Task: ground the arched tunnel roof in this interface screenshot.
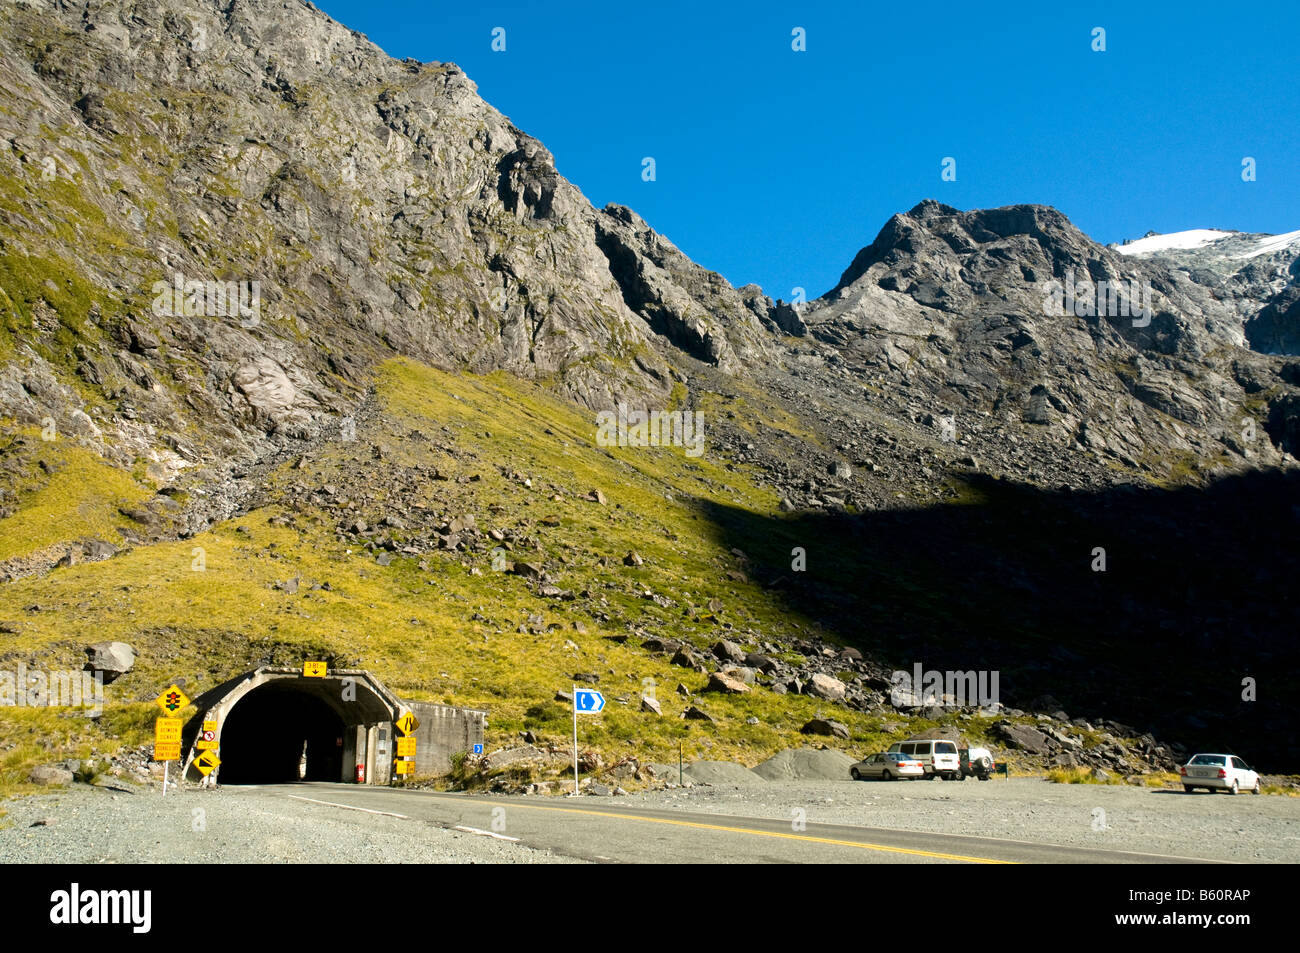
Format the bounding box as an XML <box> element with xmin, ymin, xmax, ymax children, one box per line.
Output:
<box><xmin>183</xmin><ymin>666</ymin><xmax>406</xmax><ymax>742</ymax></box>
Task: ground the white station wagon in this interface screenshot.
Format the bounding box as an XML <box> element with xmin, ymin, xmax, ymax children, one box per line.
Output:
<box><xmin>1180</xmin><ymin>753</ymin><xmax>1261</xmax><ymax>795</ymax></box>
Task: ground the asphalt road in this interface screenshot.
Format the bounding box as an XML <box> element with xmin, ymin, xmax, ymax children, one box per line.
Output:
<box><xmin>254</xmin><ymin>782</ymin><xmax>1227</xmax><ymax>864</ymax></box>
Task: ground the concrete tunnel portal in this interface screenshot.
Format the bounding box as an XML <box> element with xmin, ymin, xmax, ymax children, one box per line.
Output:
<box><xmin>180</xmin><ymin>666</ymin><xmax>488</xmax><ymax>786</ymax></box>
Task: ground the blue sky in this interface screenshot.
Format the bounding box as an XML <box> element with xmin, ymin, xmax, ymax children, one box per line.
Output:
<box><xmin>315</xmin><ymin>0</ymin><xmax>1300</xmax><ymax>300</ymax></box>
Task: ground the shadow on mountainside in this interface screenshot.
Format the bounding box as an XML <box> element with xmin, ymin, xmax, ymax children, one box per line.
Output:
<box><xmin>695</xmin><ymin>469</ymin><xmax>1300</xmax><ymax>771</ymax></box>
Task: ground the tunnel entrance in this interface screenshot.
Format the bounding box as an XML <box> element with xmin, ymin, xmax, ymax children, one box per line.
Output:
<box><xmin>218</xmin><ymin>682</ymin><xmax>347</xmax><ymax>784</ymax></box>
<box><xmin>180</xmin><ymin>666</ymin><xmax>485</xmax><ymax>786</ymax></box>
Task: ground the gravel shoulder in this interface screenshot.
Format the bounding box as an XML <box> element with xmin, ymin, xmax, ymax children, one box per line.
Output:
<box><xmin>621</xmin><ymin>777</ymin><xmax>1300</xmax><ymax>863</ymax></box>
<box><xmin>0</xmin><ymin>783</ymin><xmax>582</xmax><ymax>864</ymax></box>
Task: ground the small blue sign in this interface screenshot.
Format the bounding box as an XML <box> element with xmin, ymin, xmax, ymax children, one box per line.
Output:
<box><xmin>472</xmin><ymin>743</ymin><xmax>483</xmax><ymax>754</ymax></box>
<box><xmin>574</xmin><ymin>689</ymin><xmax>606</xmax><ymax>713</ymax></box>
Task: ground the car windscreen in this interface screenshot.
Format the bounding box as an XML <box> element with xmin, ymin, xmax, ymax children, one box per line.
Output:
<box><xmin>935</xmin><ymin>742</ymin><xmax>957</xmax><ymax>754</ymax></box>
<box><xmin>1189</xmin><ymin>755</ymin><xmax>1225</xmax><ymax>765</ymax></box>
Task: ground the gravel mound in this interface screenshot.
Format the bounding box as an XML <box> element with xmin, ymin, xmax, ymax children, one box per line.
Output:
<box><xmin>680</xmin><ymin>761</ymin><xmax>766</xmax><ymax>786</ymax></box>
<box><xmin>753</xmin><ymin>747</ymin><xmax>856</xmax><ymax>782</ymax></box>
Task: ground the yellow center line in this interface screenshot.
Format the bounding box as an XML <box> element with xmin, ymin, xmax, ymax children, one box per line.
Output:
<box><xmin>496</xmin><ymin>800</ymin><xmax>1014</xmax><ymax>864</ymax></box>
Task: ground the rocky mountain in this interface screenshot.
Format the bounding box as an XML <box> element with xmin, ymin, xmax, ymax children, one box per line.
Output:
<box><xmin>1</xmin><ymin>0</ymin><xmax>1298</xmax><ymax>777</ymax></box>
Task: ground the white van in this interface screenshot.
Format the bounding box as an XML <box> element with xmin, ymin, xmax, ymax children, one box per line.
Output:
<box><xmin>887</xmin><ymin>739</ymin><xmax>961</xmax><ymax>779</ymax></box>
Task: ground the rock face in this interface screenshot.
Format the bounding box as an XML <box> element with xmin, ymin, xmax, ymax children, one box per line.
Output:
<box><xmin>799</xmin><ymin>200</ymin><xmax>1299</xmax><ymax>479</ymax></box>
<box><xmin>0</xmin><ymin>0</ymin><xmax>774</xmax><ymax>477</ymax></box>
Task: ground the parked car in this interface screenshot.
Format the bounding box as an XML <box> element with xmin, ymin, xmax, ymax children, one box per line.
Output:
<box><xmin>887</xmin><ymin>739</ymin><xmax>961</xmax><ymax>779</ymax></box>
<box><xmin>958</xmin><ymin>746</ymin><xmax>994</xmax><ymax>780</ymax></box>
<box><xmin>1180</xmin><ymin>753</ymin><xmax>1260</xmax><ymax>794</ymax></box>
<box><xmin>851</xmin><ymin>751</ymin><xmax>924</xmax><ymax>781</ymax></box>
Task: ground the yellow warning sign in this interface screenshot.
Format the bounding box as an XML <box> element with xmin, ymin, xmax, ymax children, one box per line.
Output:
<box><xmin>394</xmin><ymin>759</ymin><xmax>414</xmax><ymax>775</ymax></box>
<box><xmin>196</xmin><ymin>720</ymin><xmax>218</xmax><ymax>751</ymax></box>
<box><xmin>154</xmin><ymin>684</ymin><xmax>190</xmax><ymax>715</ymax></box>
<box><xmin>195</xmin><ymin>750</ymin><xmax>221</xmax><ymax>776</ymax></box>
<box><xmin>303</xmin><ymin>661</ymin><xmax>328</xmax><ymax>678</ymax></box>
<box><xmin>395</xmin><ymin>736</ymin><xmax>417</xmax><ymax>757</ymax></box>
<box><xmin>154</xmin><ymin>718</ymin><xmax>182</xmax><ymax>761</ymax></box>
<box><xmin>395</xmin><ymin>711</ymin><xmax>419</xmax><ymax>735</ymax></box>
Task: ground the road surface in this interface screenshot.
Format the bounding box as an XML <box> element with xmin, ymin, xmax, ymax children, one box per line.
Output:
<box><xmin>257</xmin><ymin>782</ymin><xmax>1226</xmax><ymax>863</ymax></box>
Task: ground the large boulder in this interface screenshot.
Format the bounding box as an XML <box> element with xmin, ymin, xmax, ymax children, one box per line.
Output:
<box><xmin>83</xmin><ymin>641</ymin><xmax>136</xmax><ymax>683</ymax></box>
<box><xmin>705</xmin><ymin>672</ymin><xmax>749</xmax><ymax>694</ymax></box>
<box><xmin>800</xmin><ymin>718</ymin><xmax>850</xmax><ymax>739</ymax></box>
<box><xmin>711</xmin><ymin>640</ymin><xmax>746</xmax><ymax>663</ymax></box>
<box><xmin>29</xmin><ymin>764</ymin><xmax>74</xmax><ymax>786</ymax></box>
<box><xmin>995</xmin><ymin>722</ymin><xmax>1050</xmax><ymax>755</ymax></box>
<box><xmin>806</xmin><ymin>672</ymin><xmax>847</xmax><ymax>702</ymax></box>
<box><xmin>671</xmin><ymin>647</ymin><xmax>701</xmax><ymax>670</ymax></box>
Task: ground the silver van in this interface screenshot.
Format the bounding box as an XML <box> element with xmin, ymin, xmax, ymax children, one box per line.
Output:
<box><xmin>887</xmin><ymin>739</ymin><xmax>961</xmax><ymax>779</ymax></box>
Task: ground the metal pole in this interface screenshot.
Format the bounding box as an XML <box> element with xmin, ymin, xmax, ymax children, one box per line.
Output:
<box><xmin>678</xmin><ymin>740</ymin><xmax>682</xmax><ymax>786</ymax></box>
<box><xmin>163</xmin><ymin>761</ymin><xmax>168</xmax><ymax>797</ymax></box>
<box><xmin>572</xmin><ymin>683</ymin><xmax>579</xmax><ymax>796</ymax></box>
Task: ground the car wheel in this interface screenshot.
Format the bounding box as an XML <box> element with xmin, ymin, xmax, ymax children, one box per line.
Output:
<box><xmin>1229</xmin><ymin>779</ymin><xmax>1239</xmax><ymax>795</ymax></box>
<box><xmin>1183</xmin><ymin>785</ymin><xmax>1194</xmax><ymax>792</ymax></box>
<box><xmin>882</xmin><ymin>769</ymin><xmax>892</xmax><ymax>781</ymax></box>
<box><xmin>1252</xmin><ymin>779</ymin><xmax>1261</xmax><ymax>795</ymax></box>
<box><xmin>851</xmin><ymin>768</ymin><xmax>861</xmax><ymax>781</ymax></box>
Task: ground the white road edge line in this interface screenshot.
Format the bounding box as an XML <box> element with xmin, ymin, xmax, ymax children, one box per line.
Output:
<box><xmin>286</xmin><ymin>794</ymin><xmax>409</xmax><ymax>819</ymax></box>
<box><xmin>454</xmin><ymin>825</ymin><xmax>521</xmax><ymax>842</ymax></box>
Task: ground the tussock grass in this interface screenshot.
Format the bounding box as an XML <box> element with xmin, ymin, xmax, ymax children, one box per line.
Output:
<box><xmin>1045</xmin><ymin>766</ymin><xmax>1123</xmax><ymax>785</ymax></box>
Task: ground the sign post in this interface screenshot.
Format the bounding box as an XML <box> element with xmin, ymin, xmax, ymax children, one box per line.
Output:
<box><xmin>393</xmin><ymin>710</ymin><xmax>419</xmax><ymax>782</ymax></box>
<box><xmin>152</xmin><ymin>685</ymin><xmax>190</xmax><ymax>796</ymax></box>
<box><xmin>570</xmin><ymin>686</ymin><xmax>605</xmax><ymax>796</ymax></box>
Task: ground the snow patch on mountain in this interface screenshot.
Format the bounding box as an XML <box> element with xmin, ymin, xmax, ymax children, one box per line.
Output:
<box><xmin>1113</xmin><ymin>230</ymin><xmax>1235</xmax><ymax>255</ymax></box>
<box><xmin>1235</xmin><ymin>228</ymin><xmax>1300</xmax><ymax>259</ymax></box>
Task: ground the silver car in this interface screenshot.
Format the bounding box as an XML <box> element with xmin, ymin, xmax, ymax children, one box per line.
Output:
<box><xmin>1180</xmin><ymin>753</ymin><xmax>1261</xmax><ymax>795</ymax></box>
<box><xmin>851</xmin><ymin>751</ymin><xmax>925</xmax><ymax>781</ymax></box>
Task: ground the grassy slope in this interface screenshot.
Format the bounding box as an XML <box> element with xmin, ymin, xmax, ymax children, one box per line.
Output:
<box><xmin>1</xmin><ymin>358</ymin><xmax>998</xmax><ymax>792</ymax></box>
<box><xmin>0</xmin><ymin>436</ymin><xmax>152</xmax><ymax>562</ymax></box>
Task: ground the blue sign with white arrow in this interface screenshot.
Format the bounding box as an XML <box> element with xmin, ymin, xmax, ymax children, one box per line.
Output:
<box><xmin>574</xmin><ymin>689</ymin><xmax>606</xmax><ymax>713</ymax></box>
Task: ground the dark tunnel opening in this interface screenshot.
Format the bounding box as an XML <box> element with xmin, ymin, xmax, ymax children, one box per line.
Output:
<box><xmin>218</xmin><ymin>682</ymin><xmax>347</xmax><ymax>784</ymax></box>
